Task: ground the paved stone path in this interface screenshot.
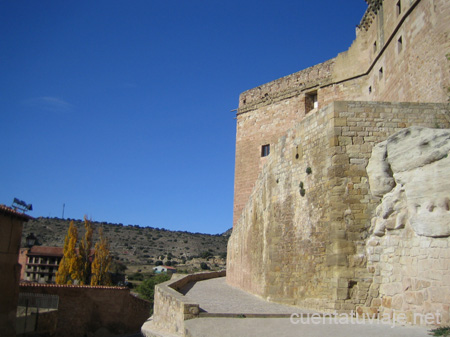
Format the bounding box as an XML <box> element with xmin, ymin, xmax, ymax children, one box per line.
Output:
<box><xmin>184</xmin><ymin>317</ymin><xmax>431</xmax><ymax>337</ymax></box>
<box><xmin>143</xmin><ymin>277</ymin><xmax>433</xmax><ymax>337</ymax></box>
<box><xmin>181</xmin><ymin>277</ymin><xmax>314</xmax><ymax>315</ymax></box>
<box><xmin>181</xmin><ymin>277</ymin><xmax>431</xmax><ymax>337</ymax></box>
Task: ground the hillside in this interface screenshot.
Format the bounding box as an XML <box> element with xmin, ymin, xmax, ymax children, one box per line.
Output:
<box><xmin>22</xmin><ymin>217</ymin><xmax>230</xmax><ymax>268</ymax></box>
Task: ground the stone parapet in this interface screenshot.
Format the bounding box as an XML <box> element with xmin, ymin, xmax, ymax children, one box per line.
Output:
<box><xmin>147</xmin><ymin>270</ymin><xmax>226</xmax><ymax>337</ymax></box>
<box><xmin>237</xmin><ymin>59</ymin><xmax>335</xmax><ymax>115</ymax></box>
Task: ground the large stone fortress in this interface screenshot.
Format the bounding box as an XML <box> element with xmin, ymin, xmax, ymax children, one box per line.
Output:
<box><xmin>228</xmin><ymin>0</ymin><xmax>450</xmax><ymax>324</ymax></box>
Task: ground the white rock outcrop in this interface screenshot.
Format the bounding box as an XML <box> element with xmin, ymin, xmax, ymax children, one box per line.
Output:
<box><xmin>367</xmin><ymin>127</ymin><xmax>450</xmax><ymax>238</ymax></box>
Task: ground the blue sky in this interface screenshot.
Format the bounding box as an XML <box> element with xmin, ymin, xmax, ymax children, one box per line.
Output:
<box><xmin>0</xmin><ymin>1</ymin><xmax>367</xmax><ymax>234</ymax></box>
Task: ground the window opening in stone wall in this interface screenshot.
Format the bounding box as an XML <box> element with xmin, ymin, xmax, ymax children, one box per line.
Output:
<box><xmin>397</xmin><ymin>36</ymin><xmax>403</xmax><ymax>53</ymax></box>
<box><xmin>261</xmin><ymin>144</ymin><xmax>270</xmax><ymax>157</ymax></box>
<box><xmin>396</xmin><ymin>1</ymin><xmax>401</xmax><ymax>16</ymax></box>
<box><xmin>305</xmin><ymin>91</ymin><xmax>318</xmax><ymax>113</ymax></box>
<box><xmin>369</xmin><ymin>86</ymin><xmax>372</xmax><ymax>94</ymax></box>
<box><xmin>379</xmin><ymin>67</ymin><xmax>383</xmax><ymax>80</ymax></box>
<box><xmin>373</xmin><ymin>41</ymin><xmax>377</xmax><ymax>53</ymax></box>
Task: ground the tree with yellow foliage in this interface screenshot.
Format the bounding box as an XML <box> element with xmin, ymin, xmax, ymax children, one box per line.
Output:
<box><xmin>78</xmin><ymin>216</ymin><xmax>93</xmax><ymax>285</ymax></box>
<box><xmin>56</xmin><ymin>221</ymin><xmax>80</xmax><ymax>284</ymax></box>
<box><xmin>90</xmin><ymin>227</ymin><xmax>112</xmax><ymax>286</ymax></box>
<box><xmin>56</xmin><ymin>218</ymin><xmax>112</xmax><ymax>286</ymax></box>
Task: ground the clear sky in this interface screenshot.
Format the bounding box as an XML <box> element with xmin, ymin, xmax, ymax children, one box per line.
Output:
<box><xmin>0</xmin><ymin>1</ymin><xmax>367</xmax><ymax>234</ymax></box>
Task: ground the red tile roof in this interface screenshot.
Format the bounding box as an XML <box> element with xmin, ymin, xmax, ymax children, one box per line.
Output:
<box><xmin>0</xmin><ymin>204</ymin><xmax>33</xmax><ymax>220</ymax></box>
<box><xmin>20</xmin><ymin>282</ymin><xmax>129</xmax><ymax>290</ymax></box>
<box><xmin>157</xmin><ymin>266</ymin><xmax>177</xmax><ymax>270</ymax></box>
<box><xmin>28</xmin><ymin>246</ymin><xmax>64</xmax><ymax>257</ymax></box>
<box><xmin>27</xmin><ymin>246</ymin><xmax>95</xmax><ymax>257</ymax></box>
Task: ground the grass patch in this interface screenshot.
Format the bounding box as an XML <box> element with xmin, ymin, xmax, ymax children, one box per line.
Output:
<box><xmin>429</xmin><ymin>326</ymin><xmax>450</xmax><ymax>336</ymax></box>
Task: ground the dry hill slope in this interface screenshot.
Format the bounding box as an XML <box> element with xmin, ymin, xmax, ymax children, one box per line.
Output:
<box><xmin>22</xmin><ymin>217</ymin><xmax>230</xmax><ymax>267</ymax></box>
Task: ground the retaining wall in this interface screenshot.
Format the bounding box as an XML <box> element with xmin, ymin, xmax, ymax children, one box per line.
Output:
<box><xmin>149</xmin><ymin>270</ymin><xmax>226</xmax><ymax>336</ymax></box>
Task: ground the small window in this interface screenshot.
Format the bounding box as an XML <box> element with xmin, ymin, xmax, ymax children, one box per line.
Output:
<box><xmin>261</xmin><ymin>144</ymin><xmax>270</xmax><ymax>157</ymax></box>
<box><xmin>373</xmin><ymin>41</ymin><xmax>377</xmax><ymax>53</ymax></box>
<box><xmin>397</xmin><ymin>36</ymin><xmax>403</xmax><ymax>53</ymax></box>
<box><xmin>396</xmin><ymin>1</ymin><xmax>401</xmax><ymax>16</ymax></box>
<box><xmin>369</xmin><ymin>86</ymin><xmax>372</xmax><ymax>94</ymax></box>
<box><xmin>379</xmin><ymin>67</ymin><xmax>383</xmax><ymax>80</ymax></box>
<box><xmin>305</xmin><ymin>91</ymin><xmax>318</xmax><ymax>113</ymax></box>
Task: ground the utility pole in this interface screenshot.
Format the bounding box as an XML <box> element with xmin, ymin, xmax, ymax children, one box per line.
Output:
<box><xmin>62</xmin><ymin>203</ymin><xmax>65</xmax><ymax>219</ymax></box>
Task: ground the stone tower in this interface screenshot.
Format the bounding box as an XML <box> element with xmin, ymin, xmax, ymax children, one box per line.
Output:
<box><xmin>228</xmin><ymin>0</ymin><xmax>450</xmax><ymax>324</ymax></box>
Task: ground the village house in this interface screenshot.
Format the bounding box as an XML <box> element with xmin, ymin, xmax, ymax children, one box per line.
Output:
<box><xmin>153</xmin><ymin>265</ymin><xmax>177</xmax><ymax>274</ymax></box>
<box><xmin>0</xmin><ymin>204</ymin><xmax>31</xmax><ymax>337</ymax></box>
<box><xmin>19</xmin><ymin>246</ymin><xmax>64</xmax><ymax>283</ymax></box>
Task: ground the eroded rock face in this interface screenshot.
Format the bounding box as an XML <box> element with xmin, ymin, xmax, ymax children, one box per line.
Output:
<box><xmin>368</xmin><ymin>127</ymin><xmax>450</xmax><ymax>238</ymax></box>
<box><xmin>366</xmin><ymin>143</ymin><xmax>395</xmax><ymax>198</ymax></box>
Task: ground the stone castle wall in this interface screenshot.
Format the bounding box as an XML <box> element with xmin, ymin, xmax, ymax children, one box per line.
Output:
<box><xmin>365</xmin><ymin>225</ymin><xmax>450</xmax><ymax>325</ymax></box>
<box><xmin>232</xmin><ymin>0</ymin><xmax>450</xmax><ymax>226</ymax></box>
<box><xmin>227</xmin><ymin>101</ymin><xmax>450</xmax><ymax>319</ymax></box>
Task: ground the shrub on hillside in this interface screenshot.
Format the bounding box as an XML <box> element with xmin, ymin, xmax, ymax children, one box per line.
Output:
<box><xmin>199</xmin><ymin>250</ymin><xmax>213</xmax><ymax>259</ymax></box>
<box><xmin>128</xmin><ymin>272</ymin><xmax>144</xmax><ymax>281</ymax></box>
<box><xmin>137</xmin><ymin>273</ymin><xmax>171</xmax><ymax>313</ymax></box>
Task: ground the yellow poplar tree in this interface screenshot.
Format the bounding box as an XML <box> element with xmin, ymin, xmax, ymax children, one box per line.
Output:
<box><xmin>90</xmin><ymin>227</ymin><xmax>111</xmax><ymax>286</ymax></box>
<box><xmin>56</xmin><ymin>221</ymin><xmax>80</xmax><ymax>284</ymax></box>
<box><xmin>78</xmin><ymin>216</ymin><xmax>93</xmax><ymax>285</ymax></box>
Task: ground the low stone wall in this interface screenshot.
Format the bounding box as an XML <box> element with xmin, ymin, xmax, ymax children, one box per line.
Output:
<box><xmin>20</xmin><ymin>283</ymin><xmax>150</xmax><ymax>337</ymax></box>
<box><xmin>150</xmin><ymin>271</ymin><xmax>225</xmax><ymax>336</ymax></box>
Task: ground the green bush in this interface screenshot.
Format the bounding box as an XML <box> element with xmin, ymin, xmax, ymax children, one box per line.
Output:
<box><xmin>128</xmin><ymin>272</ymin><xmax>144</xmax><ymax>281</ymax></box>
<box><xmin>430</xmin><ymin>327</ymin><xmax>450</xmax><ymax>336</ymax></box>
<box><xmin>200</xmin><ymin>251</ymin><xmax>213</xmax><ymax>259</ymax></box>
<box><xmin>110</xmin><ymin>260</ymin><xmax>127</xmax><ymax>273</ymax></box>
<box><xmin>137</xmin><ymin>273</ymin><xmax>172</xmax><ymax>315</ymax></box>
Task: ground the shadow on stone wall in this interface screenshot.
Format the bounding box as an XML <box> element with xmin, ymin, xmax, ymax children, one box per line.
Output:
<box><xmin>19</xmin><ymin>283</ymin><xmax>150</xmax><ymax>337</ymax></box>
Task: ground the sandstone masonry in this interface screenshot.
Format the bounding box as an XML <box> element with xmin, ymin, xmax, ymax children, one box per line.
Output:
<box><xmin>233</xmin><ymin>0</ymin><xmax>450</xmax><ymax>226</ymax></box>
<box><xmin>228</xmin><ymin>0</ymin><xmax>450</xmax><ymax>325</ymax></box>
